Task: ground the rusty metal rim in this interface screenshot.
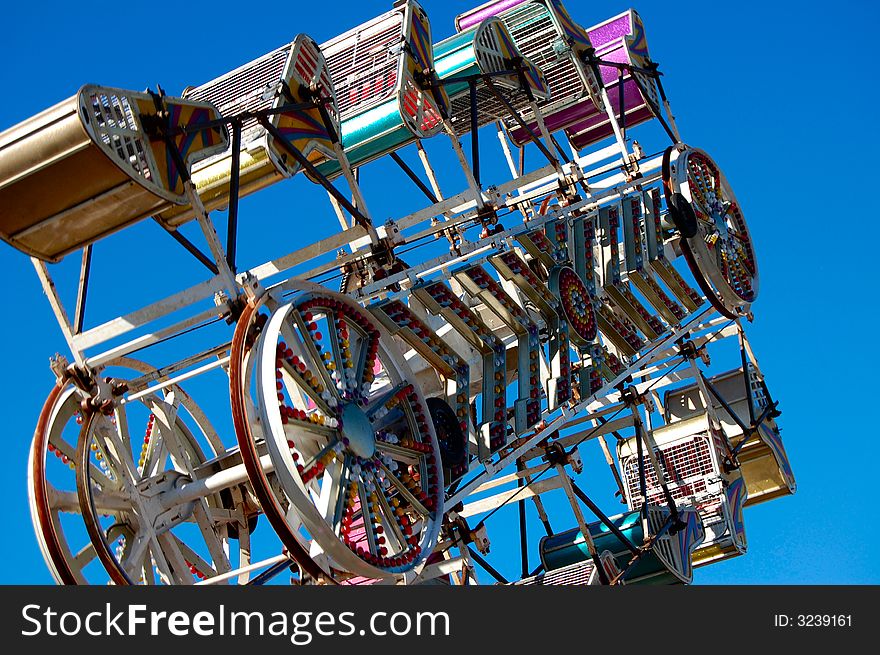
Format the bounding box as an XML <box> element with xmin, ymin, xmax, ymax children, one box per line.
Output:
<box><xmin>31</xmin><ymin>383</ymin><xmax>79</xmax><ymax>585</ymax></box>
<box><xmin>229</xmin><ymin>297</ymin><xmax>337</xmax><ymax>584</ymax></box>
<box><xmin>75</xmin><ymin>412</ymin><xmax>135</xmax><ymax>586</ymax></box>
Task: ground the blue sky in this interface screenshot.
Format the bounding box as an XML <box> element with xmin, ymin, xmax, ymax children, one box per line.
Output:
<box><xmin>0</xmin><ymin>0</ymin><xmax>877</xmax><ymax>584</ymax></box>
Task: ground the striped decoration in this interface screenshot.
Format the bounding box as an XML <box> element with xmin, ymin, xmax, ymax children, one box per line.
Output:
<box><xmin>136</xmin><ymin>98</ymin><xmax>226</xmax><ymax>196</ymax></box>
<box><xmin>550</xmin><ymin>0</ymin><xmax>591</xmax><ymax>50</ymax></box>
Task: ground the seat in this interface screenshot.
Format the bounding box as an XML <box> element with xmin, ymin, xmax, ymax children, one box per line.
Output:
<box><xmin>313</xmin><ymin>0</ymin><xmax>447</xmax><ymax>179</ymax></box>
<box><xmin>515</xmin><ymin>549</ymin><xmax>618</xmax><ymax>585</ymax></box>
<box><xmin>664</xmin><ymin>367</ymin><xmax>796</xmax><ymax>506</ymax></box>
<box><xmin>433</xmin><ymin>17</ymin><xmax>550</xmax><ymax>134</ymax></box>
<box><xmin>539</xmin><ymin>503</ymin><xmax>704</xmax><ymax>584</ymax></box>
<box><xmin>0</xmin><ymin>85</ymin><xmax>227</xmax><ymax>261</ymax></box>
<box><xmin>454</xmin><ymin>2</ymin><xmax>658</xmax><ymax>149</ymax></box>
<box><xmin>618</xmin><ymin>414</ymin><xmax>749</xmax><ymax>566</ymax></box>
<box><xmin>157</xmin><ymin>34</ymin><xmax>339</xmax><ymax>227</ymax></box>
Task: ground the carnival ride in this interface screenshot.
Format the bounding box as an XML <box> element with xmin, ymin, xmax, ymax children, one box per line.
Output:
<box><xmin>1</xmin><ymin>0</ymin><xmax>794</xmax><ymax>585</ymax></box>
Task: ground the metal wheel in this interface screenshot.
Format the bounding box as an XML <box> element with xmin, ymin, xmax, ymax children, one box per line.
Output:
<box><xmin>234</xmin><ymin>282</ymin><xmax>444</xmax><ymax>580</ymax></box>
<box><xmin>426</xmin><ymin>397</ymin><xmax>468</xmax><ymax>483</ymax></box>
<box><xmin>73</xmin><ymin>369</ymin><xmax>247</xmax><ymax>585</ymax></box>
<box><xmin>549</xmin><ymin>264</ymin><xmax>598</xmax><ymax>346</ymax></box>
<box><xmin>229</xmin><ymin>297</ymin><xmax>333</xmax><ymax>584</ymax></box>
<box><xmin>29</xmin><ymin>383</ymin><xmax>104</xmax><ymax>584</ymax></box>
<box><xmin>663</xmin><ymin>145</ymin><xmax>758</xmax><ymax>317</ymax></box>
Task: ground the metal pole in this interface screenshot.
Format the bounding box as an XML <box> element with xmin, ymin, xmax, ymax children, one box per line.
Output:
<box><xmin>469</xmin><ymin>80</ymin><xmax>480</xmax><ymax>186</ymax></box>
<box><xmin>467</xmin><ymin>546</ymin><xmax>509</xmax><ymax>584</ymax></box>
<box><xmin>390</xmin><ymin>152</ymin><xmax>438</xmax><ymax>203</ymax></box>
<box><xmin>257</xmin><ymin>117</ymin><xmax>373</xmax><ymax>232</ymax></box>
<box><xmin>158</xmin><ymin>223</ymin><xmax>220</xmax><ymax>275</ymax></box>
<box><xmin>738</xmin><ymin>331</ymin><xmax>757</xmax><ymax>425</ymax></box>
<box><xmin>596</xmin><ymin>431</ymin><xmax>627</xmax><ymax>501</ymax></box>
<box><xmin>483</xmin><ymin>77</ymin><xmax>558</xmax><ymax>168</ymax></box>
<box><xmin>633</xmin><ymin>408</ymin><xmax>681</xmax><ymax>524</ymax></box>
<box><xmin>73</xmin><ymin>244</ymin><xmax>92</xmax><ymax>335</ymax></box>
<box><xmin>226</xmin><ymin>120</ymin><xmax>242</xmax><ymax>272</ymax></box>
<box><xmin>516</xmin><ymin>459</ymin><xmax>529</xmax><ymax>578</ymax></box>
<box><xmin>568</xmin><ymin>479</ymin><xmax>640</xmax><ymax>555</ymax></box>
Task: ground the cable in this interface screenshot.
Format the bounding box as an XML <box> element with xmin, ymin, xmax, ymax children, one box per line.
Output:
<box><xmin>123</xmin><ymin>315</ymin><xmax>226</xmax><ymax>357</ymax></box>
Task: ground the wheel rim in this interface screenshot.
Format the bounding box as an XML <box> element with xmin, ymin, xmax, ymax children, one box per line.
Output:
<box><xmin>243</xmin><ymin>283</ymin><xmax>444</xmax><ymax>579</ymax></box>
<box><xmin>29</xmin><ymin>384</ymin><xmax>97</xmax><ymax>584</ymax></box>
<box><xmin>29</xmin><ymin>358</ymin><xmax>232</xmax><ymax>584</ymax></box>
<box><xmin>230</xmin><ymin>297</ymin><xmax>336</xmax><ymax>583</ymax></box>
<box><xmin>663</xmin><ymin>145</ymin><xmax>758</xmax><ymax>316</ymax></box>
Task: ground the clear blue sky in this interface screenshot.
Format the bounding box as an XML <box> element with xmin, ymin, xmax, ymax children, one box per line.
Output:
<box><xmin>0</xmin><ymin>0</ymin><xmax>877</xmax><ymax>584</ymax></box>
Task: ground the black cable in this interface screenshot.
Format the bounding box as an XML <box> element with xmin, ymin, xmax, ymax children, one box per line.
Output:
<box><xmin>123</xmin><ymin>315</ymin><xmax>227</xmax><ymax>357</ymax></box>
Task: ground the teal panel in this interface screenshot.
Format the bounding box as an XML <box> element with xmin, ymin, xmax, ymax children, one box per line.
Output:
<box><xmin>434</xmin><ymin>29</ymin><xmax>480</xmax><ymax>97</ymax></box>
<box><xmin>315</xmin><ymin>99</ymin><xmax>413</xmax><ymax>177</ymax></box>
<box><xmin>540</xmin><ymin>510</ymin><xmax>679</xmax><ymax>585</ymax></box>
<box><xmin>315</xmin><ymin>27</ymin><xmax>499</xmax><ymax>176</ymax></box>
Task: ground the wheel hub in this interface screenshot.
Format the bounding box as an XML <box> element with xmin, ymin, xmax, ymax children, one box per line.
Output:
<box><xmin>340</xmin><ymin>403</ymin><xmax>376</xmax><ymax>458</ymax></box>
<box><xmin>706</xmin><ymin>191</ymin><xmax>730</xmax><ymax>242</ymax></box>
<box><xmin>135</xmin><ymin>469</ymin><xmax>197</xmax><ymax>533</ymax></box>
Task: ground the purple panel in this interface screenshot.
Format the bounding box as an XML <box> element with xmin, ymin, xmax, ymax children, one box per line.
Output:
<box><xmin>510</xmin><ymin>78</ymin><xmax>652</xmax><ymax>148</ymax></box>
<box><xmin>534</xmin><ymin>101</ymin><xmax>597</xmax><ymax>136</ymax></box>
<box><xmin>567</xmin><ymin>89</ymin><xmax>653</xmax><ymax>149</ymax></box>
<box><xmin>474</xmin><ymin>6</ymin><xmax>655</xmax><ymax>149</ymax></box>
<box><xmin>455</xmin><ymin>0</ymin><xmax>530</xmax><ymax>32</ymax></box>
<box><xmin>563</xmin><ymin>12</ymin><xmax>655</xmax><ymax>149</ymax></box>
<box><xmin>595</xmin><ymin>43</ymin><xmax>630</xmax><ymax>85</ymax></box>
<box><xmin>587</xmin><ymin>13</ymin><xmax>633</xmax><ymax>48</ymax></box>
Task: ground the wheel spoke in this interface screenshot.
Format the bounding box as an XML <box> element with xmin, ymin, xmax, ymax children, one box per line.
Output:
<box><xmin>172</xmin><ymin>533</ymin><xmax>219</xmax><ymax>581</ymax></box>
<box><xmin>71</xmin><ymin>541</ymin><xmax>98</xmax><ymax>571</ymax></box>
<box><xmin>278</xmin><ymin>358</ymin><xmax>338</xmax><ymax>419</ymax></box>
<box><xmin>51</xmin><ymin>435</ymin><xmax>121</xmax><ymax>493</ymax></box>
<box><xmin>284</xmin><ymin>308</ymin><xmax>343</xmax><ymax>406</ymax></box>
<box><xmin>369</xmin><ymin>472</ymin><xmax>406</xmax><ymax>551</ymax></box>
<box><xmin>325</xmin><ymin>308</ymin><xmax>356</xmax><ymax>399</ymax></box>
<box><xmin>121</xmin><ymin>530</ymin><xmax>151</xmax><ymax>580</ymax></box>
<box><xmin>375</xmin><ymin>441</ymin><xmax>422</xmax><ymax>466</ymax></box>
<box><xmin>147</xmin><ymin>395</ymin><xmax>191</xmax><ymax>475</ymax></box>
<box><xmin>91</xmin><ymin>414</ymin><xmax>139</xmax><ymax>490</ymax></box>
<box><xmin>365</xmin><ymin>382</ymin><xmax>407</xmax><ymax>419</ymax></box>
<box><xmin>375</xmin><ymin>461</ymin><xmax>429</xmax><ymax>517</ymax></box>
<box><xmin>357</xmin><ymin>484</ymin><xmax>379</xmax><ymax>557</ymax></box>
<box><xmin>154</xmin><ymin>533</ymin><xmax>191</xmax><ymax>585</ymax></box>
<box><xmin>282</xmin><ymin>420</ymin><xmax>336</xmax><ymax>446</ymax></box>
<box><xmin>321</xmin><ymin>455</ymin><xmax>351</xmax><ymax>536</ymax></box>
<box><xmin>189</xmin><ymin>502</ymin><xmax>233</xmax><ymax>576</ymax></box>
<box><xmin>350</xmin><ymin>326</ymin><xmax>378</xmax><ymax>401</ymax></box>
<box><xmin>301</xmin><ymin>436</ymin><xmax>341</xmax><ymax>474</ymax></box>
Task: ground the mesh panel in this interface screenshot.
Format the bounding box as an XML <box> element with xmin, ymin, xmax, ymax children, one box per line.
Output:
<box><xmin>322</xmin><ymin>15</ymin><xmax>403</xmax><ymax>117</ymax></box>
<box><xmin>448</xmin><ymin>84</ymin><xmax>530</xmax><ymax>133</ymax></box>
<box><xmin>748</xmin><ymin>364</ymin><xmax>769</xmax><ymax>414</ymax></box>
<box><xmin>475</xmin><ymin>23</ymin><xmax>508</xmax><ymax>75</ymax></box>
<box><xmin>516</xmin><ymin>559</ymin><xmax>597</xmax><ymax>585</ymax></box>
<box><xmin>623</xmin><ymin>434</ymin><xmax>714</xmax><ymax>507</ymax></box>
<box><xmin>646</xmin><ymin>508</ymin><xmax>676</xmax><ymax>573</ymax></box>
<box><xmin>184</xmin><ymin>45</ymin><xmax>291</xmax><ymax>155</ymax></box>
<box><xmin>499</xmin><ymin>2</ymin><xmax>586</xmax><ymax>127</ymax></box>
<box><xmin>86</xmin><ymin>91</ymin><xmax>154</xmax><ymax>183</ymax></box>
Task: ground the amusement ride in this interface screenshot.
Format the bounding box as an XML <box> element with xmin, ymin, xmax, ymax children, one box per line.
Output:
<box><xmin>0</xmin><ymin>0</ymin><xmax>795</xmax><ymax>585</ymax></box>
